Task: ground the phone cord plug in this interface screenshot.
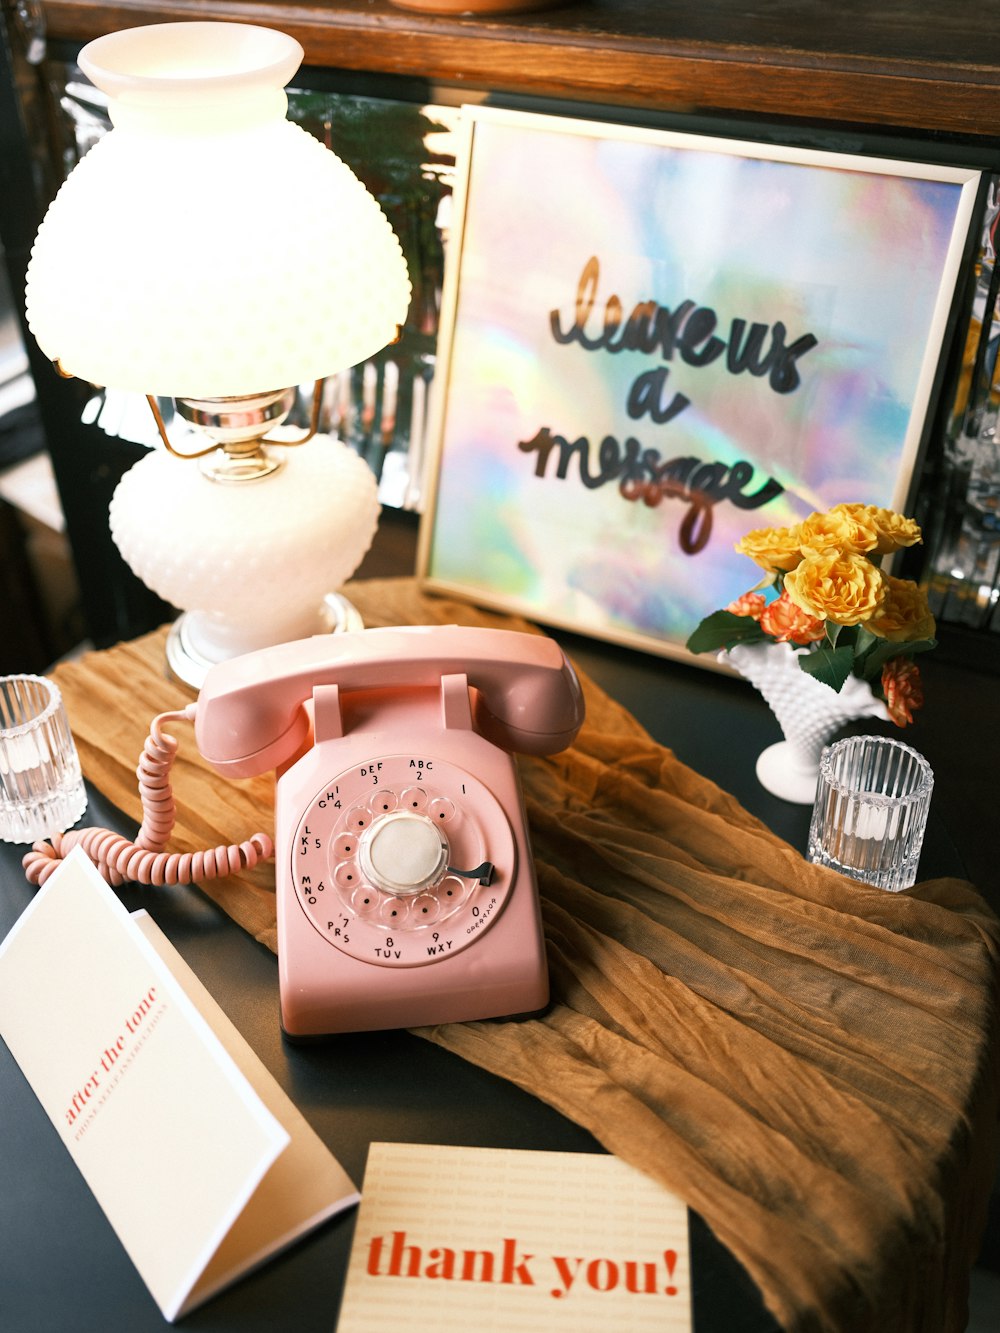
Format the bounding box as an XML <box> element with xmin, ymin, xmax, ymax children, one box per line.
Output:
<box><xmin>22</xmin><ymin>707</ymin><xmax>275</xmax><ymax>888</ymax></box>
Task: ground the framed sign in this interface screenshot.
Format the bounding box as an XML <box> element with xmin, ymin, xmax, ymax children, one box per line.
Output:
<box><xmin>417</xmin><ymin>106</ymin><xmax>981</xmax><ymax>661</ymax></box>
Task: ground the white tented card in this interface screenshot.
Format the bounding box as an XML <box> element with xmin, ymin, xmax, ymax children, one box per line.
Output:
<box><xmin>336</xmin><ymin>1142</ymin><xmax>692</xmax><ymax>1331</ymax></box>
<box><xmin>0</xmin><ymin>848</ymin><xmax>358</xmax><ymax>1321</ymax></box>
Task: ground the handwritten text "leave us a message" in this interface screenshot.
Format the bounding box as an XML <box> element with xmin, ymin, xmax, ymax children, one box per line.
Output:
<box><xmin>517</xmin><ymin>256</ymin><xmax>818</xmax><ymax>552</ymax></box>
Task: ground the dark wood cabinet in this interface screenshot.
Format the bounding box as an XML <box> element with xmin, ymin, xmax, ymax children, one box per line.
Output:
<box><xmin>40</xmin><ymin>0</ymin><xmax>1000</xmax><ymax>141</ymax></box>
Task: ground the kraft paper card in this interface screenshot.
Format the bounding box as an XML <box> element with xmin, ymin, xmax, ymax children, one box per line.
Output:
<box><xmin>0</xmin><ymin>848</ymin><xmax>358</xmax><ymax>1321</ymax></box>
<box><xmin>337</xmin><ymin>1142</ymin><xmax>691</xmax><ymax>1330</ymax></box>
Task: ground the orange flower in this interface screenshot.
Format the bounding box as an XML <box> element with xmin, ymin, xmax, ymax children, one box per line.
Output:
<box><xmin>881</xmin><ymin>658</ymin><xmax>924</xmax><ymax>726</ymax></box>
<box><xmin>726</xmin><ymin>592</ymin><xmax>766</xmax><ymax>619</ymax></box>
<box><xmin>759</xmin><ymin>590</ymin><xmax>826</xmax><ymax>644</ymax></box>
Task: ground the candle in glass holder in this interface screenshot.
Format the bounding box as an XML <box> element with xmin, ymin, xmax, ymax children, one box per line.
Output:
<box><xmin>808</xmin><ymin>736</ymin><xmax>933</xmax><ymax>892</ymax></box>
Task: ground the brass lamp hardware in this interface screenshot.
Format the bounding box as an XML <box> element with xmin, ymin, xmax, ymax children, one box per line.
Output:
<box><xmin>145</xmin><ymin>379</ymin><xmax>326</xmax><ymax>463</ymax></box>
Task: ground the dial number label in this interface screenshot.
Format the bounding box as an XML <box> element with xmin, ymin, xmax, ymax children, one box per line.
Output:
<box><xmin>291</xmin><ymin>755</ymin><xmax>515</xmax><ymax>967</ymax></box>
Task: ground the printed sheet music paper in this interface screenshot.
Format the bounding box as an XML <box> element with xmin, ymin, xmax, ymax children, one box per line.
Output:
<box><xmin>337</xmin><ymin>1141</ymin><xmax>692</xmax><ymax>1330</ymax></box>
<box><xmin>0</xmin><ymin>848</ymin><xmax>358</xmax><ymax>1321</ymax></box>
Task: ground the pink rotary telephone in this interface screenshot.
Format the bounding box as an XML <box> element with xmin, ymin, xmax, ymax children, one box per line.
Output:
<box><xmin>27</xmin><ymin>626</ymin><xmax>584</xmax><ymax>1036</ymax></box>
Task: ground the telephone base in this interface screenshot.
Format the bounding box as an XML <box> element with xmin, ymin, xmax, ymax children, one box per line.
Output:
<box><xmin>279</xmin><ymin>959</ymin><xmax>550</xmax><ymax>1038</ymax></box>
<box><xmin>278</xmin><ymin>997</ymin><xmax>551</xmax><ymax>1045</ymax></box>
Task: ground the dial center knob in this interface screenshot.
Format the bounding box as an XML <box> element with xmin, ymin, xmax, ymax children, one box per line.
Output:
<box><xmin>358</xmin><ymin>811</ymin><xmax>449</xmax><ymax>897</ymax></box>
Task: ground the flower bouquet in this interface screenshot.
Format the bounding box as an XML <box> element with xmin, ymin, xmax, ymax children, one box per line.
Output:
<box><xmin>686</xmin><ymin>504</ymin><xmax>936</xmax><ymax>726</ymax></box>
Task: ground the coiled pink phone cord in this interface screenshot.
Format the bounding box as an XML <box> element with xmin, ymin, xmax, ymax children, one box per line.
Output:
<box><xmin>22</xmin><ymin>706</ymin><xmax>274</xmax><ymax>888</ymax></box>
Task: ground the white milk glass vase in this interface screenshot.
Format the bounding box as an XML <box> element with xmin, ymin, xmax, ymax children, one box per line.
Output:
<box><xmin>721</xmin><ymin>641</ymin><xmax>890</xmax><ymax>804</ymax></box>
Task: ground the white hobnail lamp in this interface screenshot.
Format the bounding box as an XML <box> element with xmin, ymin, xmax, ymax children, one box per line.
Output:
<box><xmin>25</xmin><ymin>21</ymin><xmax>411</xmax><ymax>685</ymax></box>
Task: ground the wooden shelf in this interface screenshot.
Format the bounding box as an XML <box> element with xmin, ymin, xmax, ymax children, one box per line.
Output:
<box><xmin>43</xmin><ymin>0</ymin><xmax>1000</xmax><ymax>143</ymax></box>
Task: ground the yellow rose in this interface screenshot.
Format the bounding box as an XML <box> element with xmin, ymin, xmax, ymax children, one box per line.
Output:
<box><xmin>783</xmin><ymin>550</ymin><xmax>886</xmax><ymax>626</ymax></box>
<box><xmin>867</xmin><ymin>575</ymin><xmax>936</xmax><ymax>642</ymax></box>
<box><xmin>831</xmin><ymin>503</ymin><xmax>922</xmax><ymax>554</ymax></box>
<box><xmin>733</xmin><ymin>524</ymin><xmax>804</xmax><ymax>574</ymax></box>
<box><xmin>798</xmin><ymin>505</ymin><xmax>880</xmax><ymax>557</ymax></box>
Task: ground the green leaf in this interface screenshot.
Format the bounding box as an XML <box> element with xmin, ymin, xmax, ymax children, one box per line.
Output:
<box><xmin>797</xmin><ymin>644</ymin><xmax>856</xmax><ymax>692</ymax></box>
<box><xmin>852</xmin><ymin>625</ymin><xmax>879</xmax><ymax>658</ymax></box>
<box><xmin>685</xmin><ymin>610</ymin><xmax>768</xmax><ymax>655</ymax></box>
<box><xmin>857</xmin><ymin>637</ymin><xmax>938</xmax><ymax>681</ymax></box>
<box><xmin>849</xmin><ymin>624</ymin><xmax>880</xmax><ymax>676</ymax></box>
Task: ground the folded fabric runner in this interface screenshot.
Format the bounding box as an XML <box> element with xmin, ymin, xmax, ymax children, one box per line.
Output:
<box><xmin>51</xmin><ymin>577</ymin><xmax>1000</xmax><ymax>1333</ymax></box>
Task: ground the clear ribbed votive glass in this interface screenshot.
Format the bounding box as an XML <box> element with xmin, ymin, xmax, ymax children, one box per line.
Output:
<box><xmin>808</xmin><ymin>736</ymin><xmax>933</xmax><ymax>892</ymax></box>
<box><xmin>0</xmin><ymin>675</ymin><xmax>87</xmax><ymax>844</ymax></box>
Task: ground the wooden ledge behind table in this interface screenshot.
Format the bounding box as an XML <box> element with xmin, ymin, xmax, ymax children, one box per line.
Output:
<box><xmin>52</xmin><ymin>576</ymin><xmax>1000</xmax><ymax>1333</ymax></box>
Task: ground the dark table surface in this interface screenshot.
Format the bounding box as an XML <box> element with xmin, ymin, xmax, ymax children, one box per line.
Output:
<box><xmin>0</xmin><ymin>512</ymin><xmax>995</xmax><ymax>1333</ymax></box>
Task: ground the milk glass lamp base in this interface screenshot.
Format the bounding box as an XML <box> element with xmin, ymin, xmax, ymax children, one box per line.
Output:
<box><xmin>110</xmin><ymin>433</ymin><xmax>380</xmax><ymax>688</ymax></box>
<box><xmin>166</xmin><ymin>592</ymin><xmax>365</xmax><ymax>690</ymax></box>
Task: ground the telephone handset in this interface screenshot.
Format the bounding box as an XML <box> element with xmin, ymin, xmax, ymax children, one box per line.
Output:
<box><xmin>24</xmin><ymin>626</ymin><xmax>584</xmax><ymax>1036</ymax></box>
<box><xmin>194</xmin><ymin>624</ymin><xmax>585</xmax><ymax>775</ymax></box>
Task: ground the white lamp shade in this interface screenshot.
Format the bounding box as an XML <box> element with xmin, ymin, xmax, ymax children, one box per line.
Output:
<box><xmin>25</xmin><ymin>23</ymin><xmax>411</xmax><ymax>397</ymax></box>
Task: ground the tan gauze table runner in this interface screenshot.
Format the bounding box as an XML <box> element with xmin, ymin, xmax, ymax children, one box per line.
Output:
<box><xmin>52</xmin><ymin>578</ymin><xmax>999</xmax><ymax>1333</ymax></box>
